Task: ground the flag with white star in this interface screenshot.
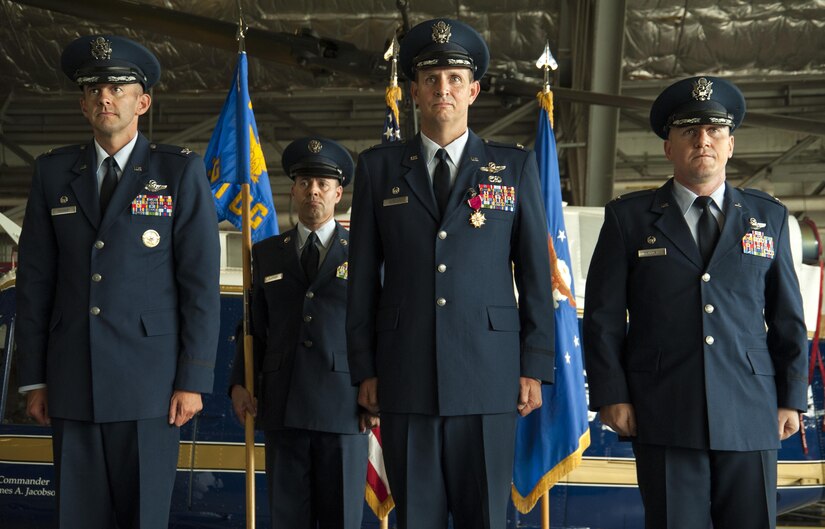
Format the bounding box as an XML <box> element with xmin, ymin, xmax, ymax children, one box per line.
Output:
<box><xmin>512</xmin><ymin>90</ymin><xmax>591</xmax><ymax>513</ymax></box>
<box><xmin>383</xmin><ymin>84</ymin><xmax>402</xmax><ymax>144</ymax></box>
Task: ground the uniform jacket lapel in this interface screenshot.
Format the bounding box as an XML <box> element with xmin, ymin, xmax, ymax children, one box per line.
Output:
<box><xmin>69</xmin><ymin>141</ymin><xmax>101</xmax><ymax>229</ymax></box>
<box><xmin>443</xmin><ymin>130</ymin><xmax>485</xmax><ymax>221</ymax></box>
<box><xmin>99</xmin><ymin>134</ymin><xmax>151</xmax><ymax>234</ymax></box>
<box><xmin>401</xmin><ymin>135</ymin><xmax>440</xmax><ymax>223</ymax></box>
<box><xmin>652</xmin><ymin>179</ymin><xmax>704</xmax><ymax>268</ymax></box>
<box><xmin>314</xmin><ymin>222</ymin><xmax>348</xmax><ymax>287</ymax></box>
<box><xmin>279</xmin><ymin>228</ymin><xmax>305</xmax><ymax>284</ymax></box>
<box><xmin>710</xmin><ymin>184</ymin><xmax>750</xmax><ymax>266</ymax></box>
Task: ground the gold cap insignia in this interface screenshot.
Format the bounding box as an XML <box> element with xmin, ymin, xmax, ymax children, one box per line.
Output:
<box><xmin>432</xmin><ymin>20</ymin><xmax>452</xmax><ymax>44</ymax></box>
<box><xmin>308</xmin><ymin>140</ymin><xmax>323</xmax><ymax>153</ymax></box>
<box><xmin>692</xmin><ymin>77</ymin><xmax>713</xmax><ymax>101</ymax></box>
<box><xmin>90</xmin><ymin>37</ymin><xmax>112</xmax><ymax>60</ymax></box>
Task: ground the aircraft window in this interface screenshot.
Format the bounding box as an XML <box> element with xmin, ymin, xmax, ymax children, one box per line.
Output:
<box><xmin>1</xmin><ymin>326</ymin><xmax>36</xmax><ymax>425</ymax></box>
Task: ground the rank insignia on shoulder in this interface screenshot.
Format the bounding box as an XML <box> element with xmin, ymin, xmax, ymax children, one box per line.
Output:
<box><xmin>478</xmin><ymin>184</ymin><xmax>515</xmax><ymax>212</ymax></box>
<box><xmin>180</xmin><ymin>148</ymin><xmax>192</xmax><ymax>155</ymax></box>
<box><xmin>144</xmin><ymin>180</ymin><xmax>167</xmax><ymax>192</ymax></box>
<box><xmin>131</xmin><ymin>194</ymin><xmax>173</xmax><ymax>216</ymax></box>
<box><xmin>742</xmin><ymin>231</ymin><xmax>775</xmax><ymax>259</ymax></box>
<box><xmin>336</xmin><ymin>261</ymin><xmax>348</xmax><ymax>280</ymax></box>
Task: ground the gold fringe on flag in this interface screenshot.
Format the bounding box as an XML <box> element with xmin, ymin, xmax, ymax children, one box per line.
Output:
<box><xmin>365</xmin><ymin>484</ymin><xmax>396</xmax><ymax>520</ymax></box>
<box><xmin>510</xmin><ymin>429</ymin><xmax>591</xmax><ymax>514</ymax></box>
<box><xmin>537</xmin><ymin>89</ymin><xmax>555</xmax><ymax>129</ymax></box>
<box><xmin>386</xmin><ymin>84</ymin><xmax>402</xmax><ymax>128</ymax></box>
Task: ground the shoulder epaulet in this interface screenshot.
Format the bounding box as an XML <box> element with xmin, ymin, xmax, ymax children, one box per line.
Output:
<box><xmin>483</xmin><ymin>139</ymin><xmax>526</xmax><ymax>150</ymax></box>
<box><xmin>739</xmin><ymin>187</ymin><xmax>784</xmax><ymax>205</ymax></box>
<box><xmin>149</xmin><ymin>143</ymin><xmax>197</xmax><ymax>157</ymax></box>
<box><xmin>366</xmin><ymin>140</ymin><xmax>407</xmax><ymax>151</ymax></box>
<box><xmin>610</xmin><ymin>188</ymin><xmax>656</xmax><ymax>203</ymax></box>
<box><xmin>41</xmin><ymin>144</ymin><xmax>84</xmax><ymax>157</ymax></box>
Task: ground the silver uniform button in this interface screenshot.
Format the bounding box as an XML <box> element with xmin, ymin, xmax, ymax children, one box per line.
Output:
<box><xmin>701</xmin><ymin>273</ymin><xmax>710</xmax><ymax>282</ymax></box>
<box><xmin>436</xmin><ymin>297</ymin><xmax>446</xmax><ymax>307</ymax></box>
<box><xmin>95</xmin><ymin>240</ymin><xmax>105</xmax><ymax>249</ymax></box>
<box><xmin>304</xmin><ymin>340</ymin><xmax>313</xmax><ymax>348</ymax></box>
<box><xmin>438</xmin><ymin>231</ymin><xmax>447</xmax><ymax>240</ymax></box>
<box><xmin>437</xmin><ymin>264</ymin><xmax>447</xmax><ymax>273</ymax></box>
<box><xmin>303</xmin><ymin>315</ymin><xmax>312</xmax><ymax>323</ymax></box>
<box><xmin>306</xmin><ymin>291</ymin><xmax>315</xmax><ymax>299</ymax></box>
<box><xmin>92</xmin><ymin>273</ymin><xmax>102</xmax><ymax>282</ymax></box>
<box><xmin>704</xmin><ymin>304</ymin><xmax>714</xmax><ymax>313</ymax></box>
<box><xmin>90</xmin><ymin>307</ymin><xmax>101</xmax><ymax>315</ymax></box>
<box><xmin>705</xmin><ymin>336</ymin><xmax>714</xmax><ymax>345</ymax></box>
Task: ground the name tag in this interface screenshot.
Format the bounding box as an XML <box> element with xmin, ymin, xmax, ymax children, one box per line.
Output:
<box><xmin>383</xmin><ymin>196</ymin><xmax>408</xmax><ymax>207</ymax></box>
<box><xmin>51</xmin><ymin>206</ymin><xmax>77</xmax><ymax>216</ymax></box>
<box><xmin>264</xmin><ymin>273</ymin><xmax>283</xmax><ymax>283</ymax></box>
<box><xmin>638</xmin><ymin>248</ymin><xmax>667</xmax><ymax>258</ymax></box>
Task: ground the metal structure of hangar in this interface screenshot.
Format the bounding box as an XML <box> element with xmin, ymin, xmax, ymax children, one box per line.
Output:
<box><xmin>2</xmin><ymin>0</ymin><xmax>825</xmax><ymax>255</ymax></box>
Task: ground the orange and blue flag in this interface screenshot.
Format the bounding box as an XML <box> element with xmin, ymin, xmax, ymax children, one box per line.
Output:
<box><xmin>205</xmin><ymin>52</ymin><xmax>278</xmax><ymax>242</ymax></box>
<box><xmin>511</xmin><ymin>91</ymin><xmax>591</xmax><ymax>513</ymax></box>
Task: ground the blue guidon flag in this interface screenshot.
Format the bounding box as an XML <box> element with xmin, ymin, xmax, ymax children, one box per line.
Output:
<box><xmin>511</xmin><ymin>90</ymin><xmax>591</xmax><ymax>513</ymax></box>
<box><xmin>205</xmin><ymin>52</ymin><xmax>278</xmax><ymax>242</ymax></box>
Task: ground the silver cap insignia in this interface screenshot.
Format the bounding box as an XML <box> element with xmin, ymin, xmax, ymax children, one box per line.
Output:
<box><xmin>692</xmin><ymin>77</ymin><xmax>713</xmax><ymax>101</ymax></box>
<box><xmin>90</xmin><ymin>37</ymin><xmax>113</xmax><ymax>60</ymax></box>
<box><xmin>432</xmin><ymin>20</ymin><xmax>452</xmax><ymax>44</ymax></box>
<box><xmin>308</xmin><ymin>140</ymin><xmax>323</xmax><ymax>153</ymax></box>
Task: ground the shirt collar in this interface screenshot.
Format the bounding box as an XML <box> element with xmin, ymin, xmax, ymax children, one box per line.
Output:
<box><xmin>420</xmin><ymin>129</ymin><xmax>469</xmax><ymax>167</ymax></box>
<box><xmin>671</xmin><ymin>178</ymin><xmax>726</xmax><ymax>215</ymax></box>
<box><xmin>297</xmin><ymin>217</ymin><xmax>336</xmax><ymax>249</ymax></box>
<box><xmin>94</xmin><ymin>134</ymin><xmax>138</xmax><ymax>174</ymax></box>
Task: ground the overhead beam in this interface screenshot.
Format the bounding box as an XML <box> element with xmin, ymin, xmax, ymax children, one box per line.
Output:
<box><xmin>739</xmin><ymin>136</ymin><xmax>820</xmax><ymax>187</ymax></box>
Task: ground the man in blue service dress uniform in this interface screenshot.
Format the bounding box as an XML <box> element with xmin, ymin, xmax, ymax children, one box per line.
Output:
<box><xmin>16</xmin><ymin>35</ymin><xmax>220</xmax><ymax>529</ymax></box>
<box><xmin>346</xmin><ymin>18</ymin><xmax>556</xmax><ymax>529</ymax></box>
<box><xmin>230</xmin><ymin>138</ymin><xmax>370</xmax><ymax>529</ymax></box>
<box><xmin>583</xmin><ymin>76</ymin><xmax>808</xmax><ymax>529</ymax></box>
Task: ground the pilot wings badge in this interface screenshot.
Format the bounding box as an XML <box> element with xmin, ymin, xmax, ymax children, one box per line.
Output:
<box><xmin>145</xmin><ymin>180</ymin><xmax>168</xmax><ymax>192</ymax></box>
<box><xmin>480</xmin><ymin>162</ymin><xmax>506</xmax><ymax>183</ymax></box>
<box><xmin>749</xmin><ymin>217</ymin><xmax>767</xmax><ymax>230</ymax></box>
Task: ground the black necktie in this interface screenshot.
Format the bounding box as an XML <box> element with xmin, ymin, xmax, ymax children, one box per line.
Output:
<box><xmin>100</xmin><ymin>156</ymin><xmax>118</xmax><ymax>213</ymax></box>
<box><xmin>433</xmin><ymin>148</ymin><xmax>450</xmax><ymax>215</ymax></box>
<box><xmin>695</xmin><ymin>196</ymin><xmax>720</xmax><ymax>264</ymax></box>
<box><xmin>301</xmin><ymin>232</ymin><xmax>320</xmax><ymax>283</ymax></box>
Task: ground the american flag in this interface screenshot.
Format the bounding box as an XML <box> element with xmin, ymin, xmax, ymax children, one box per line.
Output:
<box><xmin>364</xmin><ymin>81</ymin><xmax>402</xmax><ymax>520</ymax></box>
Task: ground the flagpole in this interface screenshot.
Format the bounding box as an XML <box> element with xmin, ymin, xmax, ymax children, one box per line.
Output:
<box><xmin>537</xmin><ymin>40</ymin><xmax>558</xmax><ymax>529</ymax></box>
<box><xmin>237</xmin><ymin>6</ymin><xmax>256</xmax><ymax>529</ymax></box>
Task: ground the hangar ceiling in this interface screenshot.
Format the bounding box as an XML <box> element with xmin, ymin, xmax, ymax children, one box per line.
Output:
<box><xmin>3</xmin><ymin>0</ymin><xmax>825</xmax><ymax>232</ymax></box>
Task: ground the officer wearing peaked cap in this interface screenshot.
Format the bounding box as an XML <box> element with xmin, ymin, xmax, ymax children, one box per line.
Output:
<box><xmin>230</xmin><ymin>137</ymin><xmax>369</xmax><ymax>529</ymax></box>
<box><xmin>347</xmin><ymin>18</ymin><xmax>555</xmax><ymax>529</ymax></box>
<box><xmin>584</xmin><ymin>76</ymin><xmax>807</xmax><ymax>529</ymax></box>
<box><xmin>16</xmin><ymin>35</ymin><xmax>220</xmax><ymax>529</ymax></box>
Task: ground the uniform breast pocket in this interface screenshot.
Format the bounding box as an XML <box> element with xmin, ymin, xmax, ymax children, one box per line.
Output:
<box><xmin>482</xmin><ymin>209</ymin><xmax>514</xmax><ymax>225</ymax></box>
<box><xmin>131</xmin><ymin>214</ymin><xmax>173</xmax><ymax>225</ymax></box>
<box><xmin>740</xmin><ymin>253</ymin><xmax>773</xmax><ymax>269</ymax></box>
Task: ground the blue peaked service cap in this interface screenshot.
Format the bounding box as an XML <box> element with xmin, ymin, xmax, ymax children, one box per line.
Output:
<box><xmin>282</xmin><ymin>137</ymin><xmax>354</xmax><ymax>188</ymax></box>
<box><xmin>650</xmin><ymin>76</ymin><xmax>746</xmax><ymax>140</ymax></box>
<box><xmin>399</xmin><ymin>18</ymin><xmax>490</xmax><ymax>81</ymax></box>
<box><xmin>61</xmin><ymin>35</ymin><xmax>161</xmax><ymax>89</ymax></box>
